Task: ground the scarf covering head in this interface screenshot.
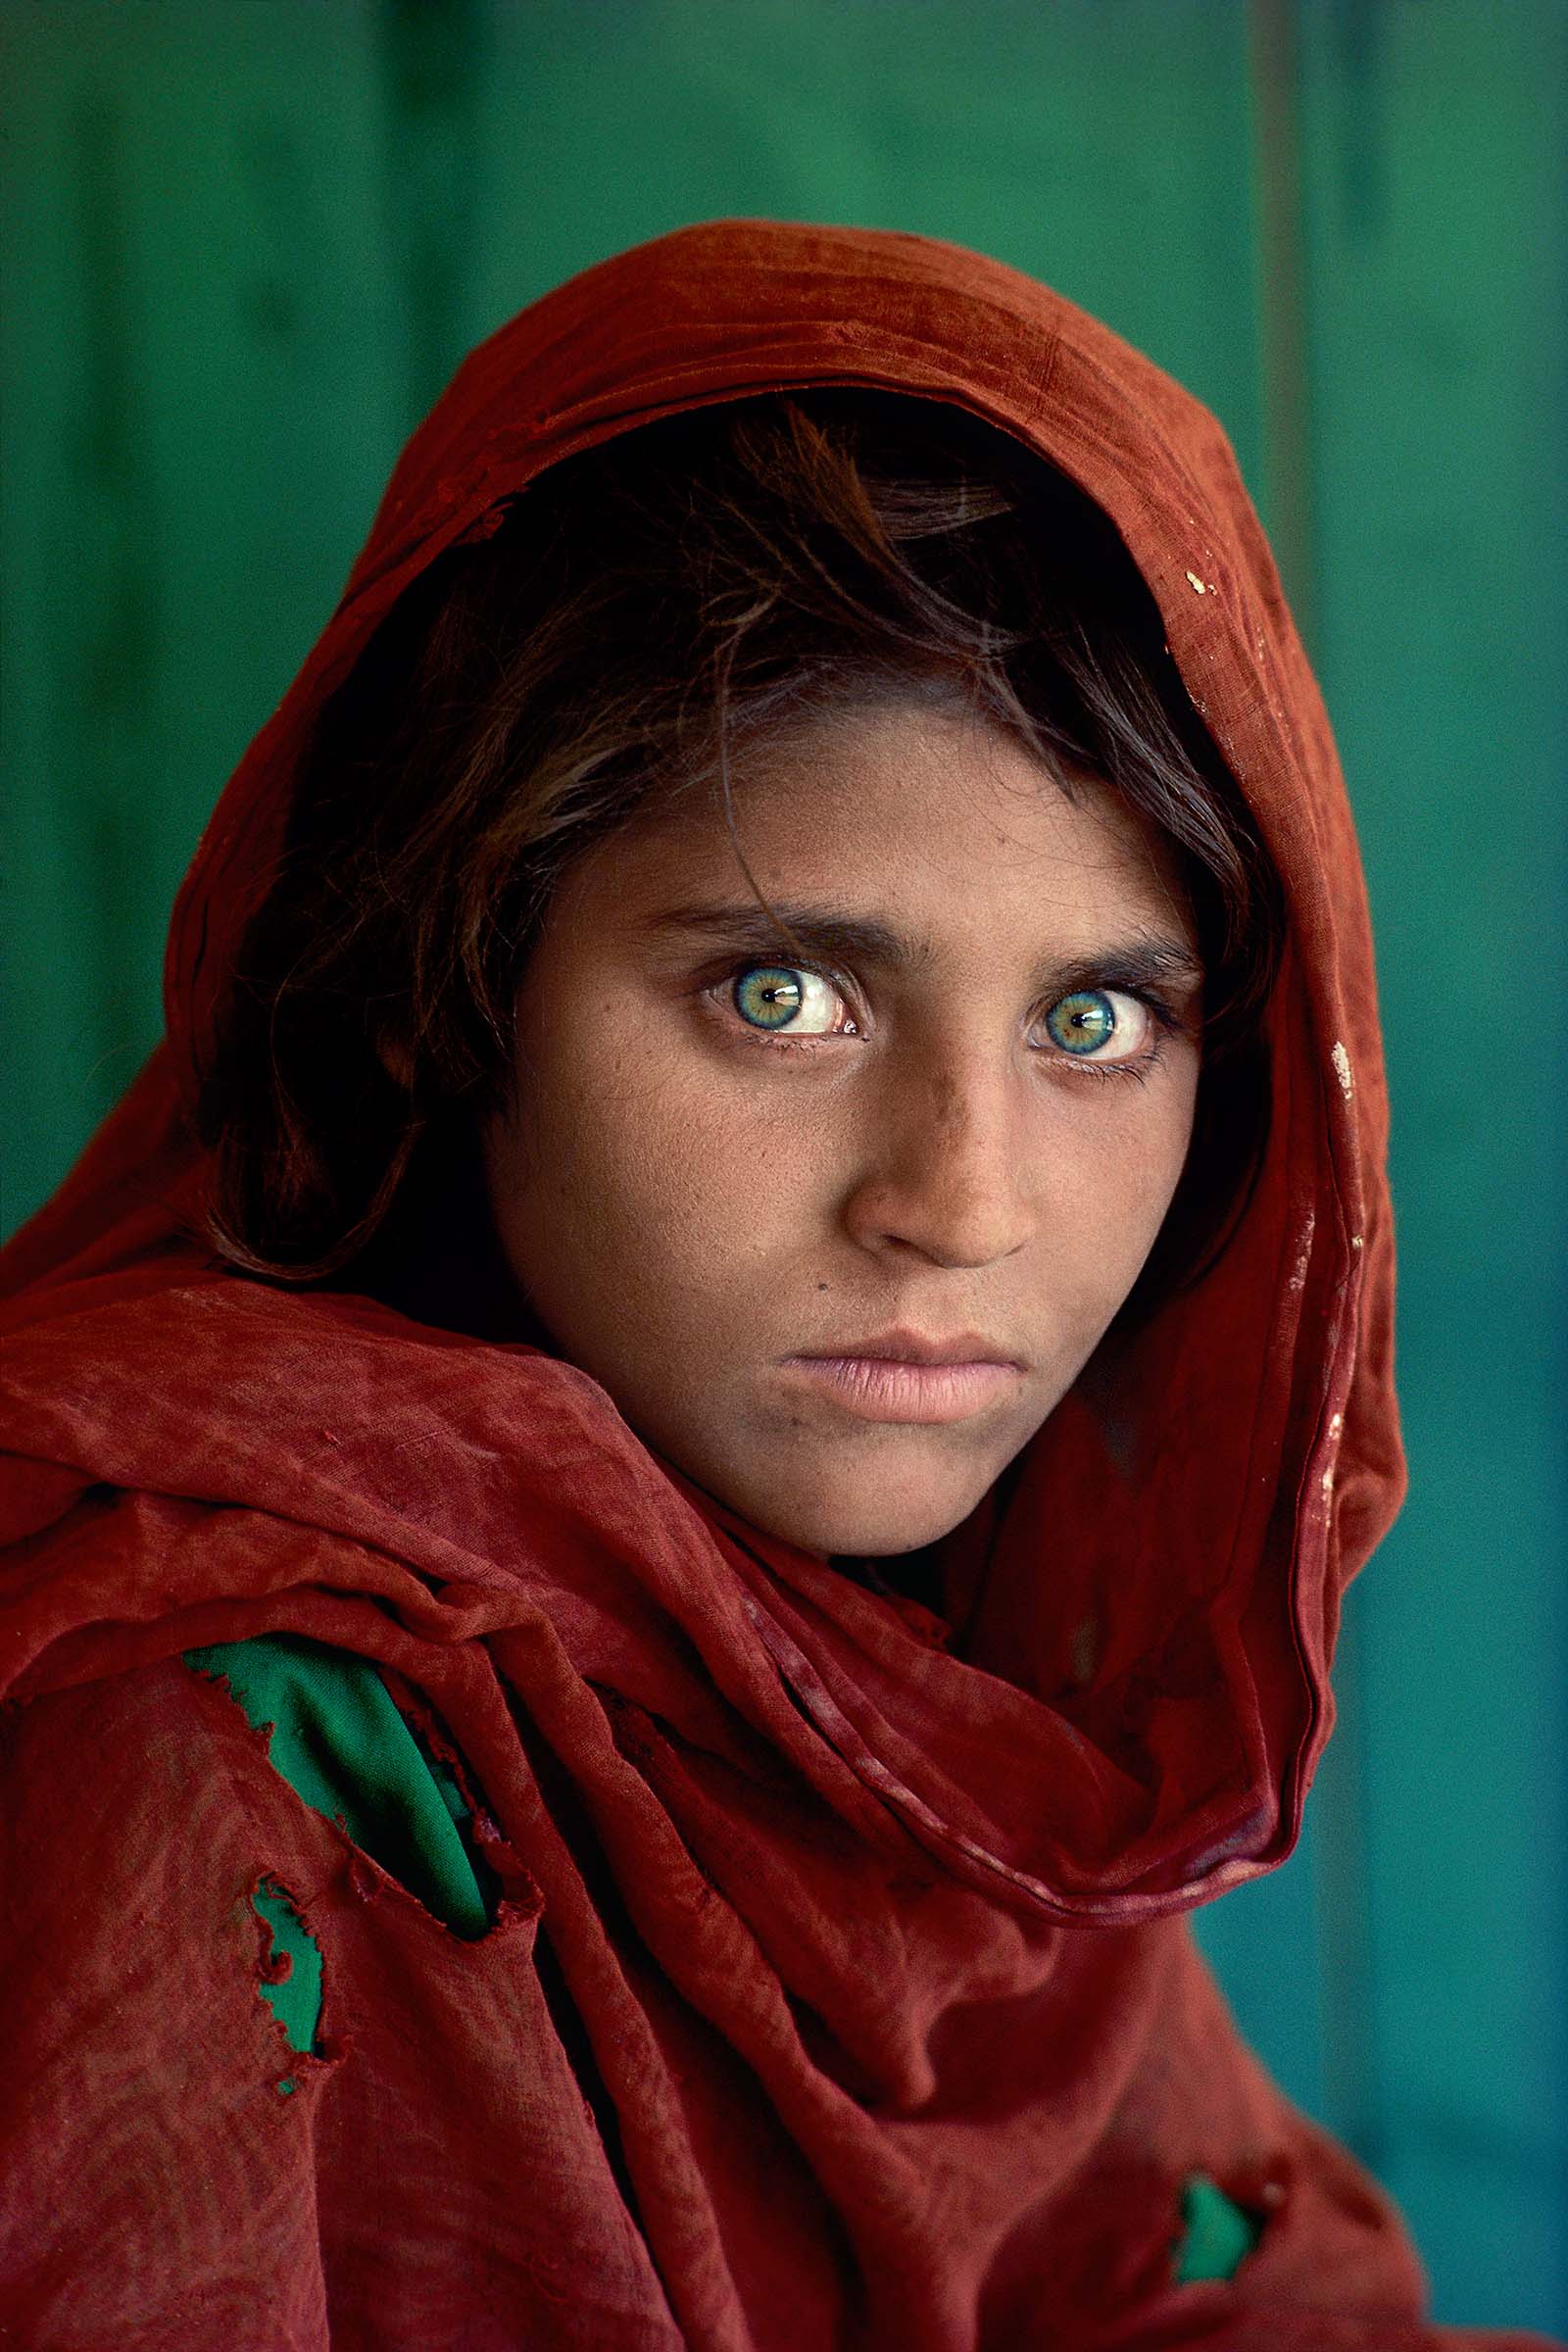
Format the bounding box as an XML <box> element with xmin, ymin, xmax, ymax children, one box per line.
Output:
<box><xmin>2</xmin><ymin>222</ymin><xmax>1547</xmax><ymax>2350</ymax></box>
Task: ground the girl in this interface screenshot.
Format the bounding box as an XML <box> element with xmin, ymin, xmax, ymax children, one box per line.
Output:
<box><xmin>1</xmin><ymin>220</ymin><xmax>1550</xmax><ymax>2350</ymax></box>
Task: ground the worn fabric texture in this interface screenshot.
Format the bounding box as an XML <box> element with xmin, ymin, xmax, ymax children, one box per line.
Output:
<box><xmin>1</xmin><ymin>219</ymin><xmax>1552</xmax><ymax>2349</ymax></box>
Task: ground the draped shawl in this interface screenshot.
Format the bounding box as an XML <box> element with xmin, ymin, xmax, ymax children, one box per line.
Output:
<box><xmin>2</xmin><ymin>220</ymin><xmax>1550</xmax><ymax>2350</ymax></box>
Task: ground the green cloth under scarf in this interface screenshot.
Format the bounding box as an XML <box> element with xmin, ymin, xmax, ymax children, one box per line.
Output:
<box><xmin>182</xmin><ymin>1633</ymin><xmax>1257</xmax><ymax>2281</ymax></box>
<box><xmin>184</xmin><ymin>1632</ymin><xmax>497</xmax><ymax>1947</ymax></box>
<box><xmin>1172</xmin><ymin>2172</ymin><xmax>1264</xmax><ymax>2283</ymax></box>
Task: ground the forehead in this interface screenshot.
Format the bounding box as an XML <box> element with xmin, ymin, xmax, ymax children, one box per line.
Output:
<box><xmin>571</xmin><ymin>698</ymin><xmax>1197</xmax><ymax>950</ymax></box>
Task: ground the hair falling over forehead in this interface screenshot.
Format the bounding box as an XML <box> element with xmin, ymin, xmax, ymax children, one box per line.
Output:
<box><xmin>198</xmin><ymin>390</ymin><xmax>1285</xmax><ymax>1298</ymax></box>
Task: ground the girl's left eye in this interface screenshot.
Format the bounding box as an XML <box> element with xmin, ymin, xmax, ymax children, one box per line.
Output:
<box><xmin>1033</xmin><ymin>988</ymin><xmax>1154</xmax><ymax>1064</ymax></box>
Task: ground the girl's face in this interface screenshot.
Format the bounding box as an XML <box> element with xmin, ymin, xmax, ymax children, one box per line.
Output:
<box><xmin>483</xmin><ymin>698</ymin><xmax>1202</xmax><ymax>1560</ymax></box>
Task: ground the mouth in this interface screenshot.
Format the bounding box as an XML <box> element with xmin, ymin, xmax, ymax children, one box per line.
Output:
<box><xmin>812</xmin><ymin>1328</ymin><xmax>1025</xmax><ymax>1367</ymax></box>
<box><xmin>779</xmin><ymin>1329</ymin><xmax>1026</xmax><ymax>1426</ymax></box>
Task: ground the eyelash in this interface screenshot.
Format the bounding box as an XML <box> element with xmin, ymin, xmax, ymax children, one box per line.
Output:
<box><xmin>706</xmin><ymin>959</ymin><xmax>1185</xmax><ymax>1084</ymax></box>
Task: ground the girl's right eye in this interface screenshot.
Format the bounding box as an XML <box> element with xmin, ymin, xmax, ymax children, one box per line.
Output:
<box><xmin>729</xmin><ymin>963</ymin><xmax>858</xmax><ymax>1038</ymax></box>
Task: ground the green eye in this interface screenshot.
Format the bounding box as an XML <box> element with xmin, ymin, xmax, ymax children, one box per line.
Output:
<box><xmin>1044</xmin><ymin>990</ymin><xmax>1120</xmax><ymax>1054</ymax></box>
<box><xmin>733</xmin><ymin>959</ymin><xmax>846</xmax><ymax>1035</ymax></box>
<box><xmin>734</xmin><ymin>965</ymin><xmax>807</xmax><ymax>1030</ymax></box>
<box><xmin>731</xmin><ymin>963</ymin><xmax>851</xmax><ymax>1037</ymax></box>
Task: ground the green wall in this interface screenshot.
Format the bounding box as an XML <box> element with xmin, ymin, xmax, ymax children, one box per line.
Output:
<box><xmin>4</xmin><ymin>2</ymin><xmax>1564</xmax><ymax>2328</ymax></box>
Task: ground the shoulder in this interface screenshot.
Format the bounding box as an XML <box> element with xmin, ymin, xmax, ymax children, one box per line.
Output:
<box><xmin>0</xmin><ymin>1655</ymin><xmax>346</xmax><ymax>2332</ymax></box>
<box><xmin>0</xmin><ymin>1652</ymin><xmax>338</xmax><ymax>2014</ymax></box>
<box><xmin>4</xmin><ymin>1637</ymin><xmax>501</xmax><ymax>1943</ymax></box>
<box><xmin>3</xmin><ymin>1645</ymin><xmax>304</xmax><ymax>1864</ymax></box>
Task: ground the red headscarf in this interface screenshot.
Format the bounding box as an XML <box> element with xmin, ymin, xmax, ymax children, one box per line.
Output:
<box><xmin>1</xmin><ymin>221</ymin><xmax>1548</xmax><ymax>2348</ymax></box>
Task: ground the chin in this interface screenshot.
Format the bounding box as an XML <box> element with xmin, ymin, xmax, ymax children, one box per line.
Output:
<box><xmin>759</xmin><ymin>1471</ymin><xmax>986</xmax><ymax>1564</ymax></box>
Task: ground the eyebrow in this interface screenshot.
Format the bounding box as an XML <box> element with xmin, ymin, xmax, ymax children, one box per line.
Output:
<box><xmin>643</xmin><ymin>899</ymin><xmax>1205</xmax><ymax>996</ymax></box>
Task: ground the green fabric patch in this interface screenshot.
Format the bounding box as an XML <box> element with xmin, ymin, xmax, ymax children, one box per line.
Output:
<box><xmin>1173</xmin><ymin>2172</ymin><xmax>1264</xmax><ymax>2283</ymax></box>
<box><xmin>250</xmin><ymin>1878</ymin><xmax>322</xmax><ymax>2062</ymax></box>
<box><xmin>184</xmin><ymin>1633</ymin><xmax>497</xmax><ymax>1939</ymax></box>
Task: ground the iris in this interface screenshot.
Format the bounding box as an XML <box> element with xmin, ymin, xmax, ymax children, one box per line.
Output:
<box><xmin>1044</xmin><ymin>990</ymin><xmax>1118</xmax><ymax>1054</ymax></box>
<box><xmin>734</xmin><ymin>965</ymin><xmax>807</xmax><ymax>1030</ymax></box>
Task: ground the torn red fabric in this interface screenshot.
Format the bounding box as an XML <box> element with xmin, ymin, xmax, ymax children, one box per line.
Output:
<box><xmin>1</xmin><ymin>220</ymin><xmax>1554</xmax><ymax>2347</ymax></box>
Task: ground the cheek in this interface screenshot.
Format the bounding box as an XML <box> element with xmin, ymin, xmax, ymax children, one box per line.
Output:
<box><xmin>1049</xmin><ymin>1076</ymin><xmax>1199</xmax><ymax>1316</ymax></box>
<box><xmin>1122</xmin><ymin>1079</ymin><xmax>1199</xmax><ymax>1226</ymax></box>
<box><xmin>487</xmin><ymin>1020</ymin><xmax>777</xmax><ymax>1349</ymax></box>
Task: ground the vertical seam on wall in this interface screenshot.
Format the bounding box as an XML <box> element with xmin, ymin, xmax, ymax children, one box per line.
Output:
<box><xmin>1246</xmin><ymin>0</ymin><xmax>1381</xmax><ymax>2168</ymax></box>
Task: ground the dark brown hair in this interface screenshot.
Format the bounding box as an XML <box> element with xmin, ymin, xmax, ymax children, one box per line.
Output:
<box><xmin>197</xmin><ymin>390</ymin><xmax>1283</xmax><ymax>1312</ymax></box>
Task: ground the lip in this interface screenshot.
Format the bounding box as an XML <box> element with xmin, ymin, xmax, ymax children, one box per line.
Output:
<box><xmin>804</xmin><ymin>1328</ymin><xmax>1026</xmax><ymax>1368</ymax></box>
<box><xmin>779</xmin><ymin>1330</ymin><xmax>1026</xmax><ymax>1426</ymax></box>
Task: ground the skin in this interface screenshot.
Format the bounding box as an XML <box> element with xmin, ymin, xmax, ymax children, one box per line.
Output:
<box><xmin>482</xmin><ymin>696</ymin><xmax>1202</xmax><ymax>1562</ymax></box>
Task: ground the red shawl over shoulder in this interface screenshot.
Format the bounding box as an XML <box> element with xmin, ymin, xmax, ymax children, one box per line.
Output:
<box><xmin>1</xmin><ymin>221</ymin><xmax>1551</xmax><ymax>2349</ymax></box>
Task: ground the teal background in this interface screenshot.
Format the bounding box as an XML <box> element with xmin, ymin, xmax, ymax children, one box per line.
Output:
<box><xmin>4</xmin><ymin>1</ymin><xmax>1565</xmax><ymax>2329</ymax></box>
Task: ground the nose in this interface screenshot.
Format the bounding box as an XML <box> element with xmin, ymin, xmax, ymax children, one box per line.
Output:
<box><xmin>840</xmin><ymin>1052</ymin><xmax>1037</xmax><ymax>1270</ymax></box>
